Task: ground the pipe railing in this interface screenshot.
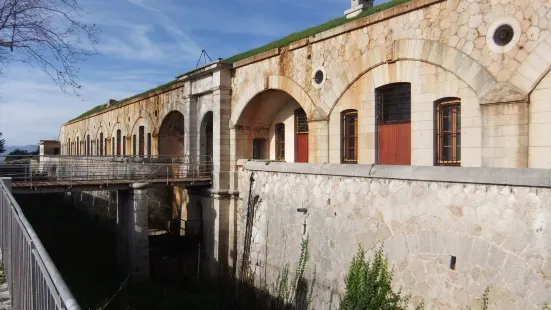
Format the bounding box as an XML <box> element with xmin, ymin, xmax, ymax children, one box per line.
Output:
<box><xmin>0</xmin><ymin>155</ymin><xmax>213</xmax><ymax>187</ymax></box>
<box><xmin>0</xmin><ymin>178</ymin><xmax>80</xmax><ymax>309</ymax></box>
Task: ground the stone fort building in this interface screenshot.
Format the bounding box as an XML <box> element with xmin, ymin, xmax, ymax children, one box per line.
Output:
<box><xmin>58</xmin><ymin>0</ymin><xmax>551</xmax><ymax>308</ymax></box>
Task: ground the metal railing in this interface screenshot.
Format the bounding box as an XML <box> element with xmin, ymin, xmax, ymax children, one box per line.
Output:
<box><xmin>0</xmin><ymin>178</ymin><xmax>80</xmax><ymax>309</ymax></box>
<box><xmin>0</xmin><ymin>155</ymin><xmax>213</xmax><ymax>187</ymax></box>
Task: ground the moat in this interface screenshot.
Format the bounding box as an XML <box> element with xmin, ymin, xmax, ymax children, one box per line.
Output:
<box><xmin>15</xmin><ymin>193</ymin><xmax>235</xmax><ymax>310</ymax></box>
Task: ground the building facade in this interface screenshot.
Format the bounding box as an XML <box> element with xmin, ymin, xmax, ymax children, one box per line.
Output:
<box><xmin>58</xmin><ymin>0</ymin><xmax>551</xmax><ymax>307</ymax></box>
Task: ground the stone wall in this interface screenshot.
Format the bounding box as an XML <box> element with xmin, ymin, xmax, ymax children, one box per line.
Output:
<box><xmin>237</xmin><ymin>161</ymin><xmax>551</xmax><ymax>309</ymax></box>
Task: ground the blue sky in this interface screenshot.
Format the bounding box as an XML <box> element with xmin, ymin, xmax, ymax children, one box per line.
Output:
<box><xmin>0</xmin><ymin>0</ymin><xmax>366</xmax><ymax>146</ymax></box>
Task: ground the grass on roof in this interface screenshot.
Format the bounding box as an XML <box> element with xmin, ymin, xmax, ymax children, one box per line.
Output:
<box><xmin>69</xmin><ymin>0</ymin><xmax>411</xmax><ymax>124</ymax></box>
<box><xmin>224</xmin><ymin>0</ymin><xmax>411</xmax><ymax>63</ymax></box>
<box><xmin>67</xmin><ymin>79</ymin><xmax>179</xmax><ymax>124</ymax></box>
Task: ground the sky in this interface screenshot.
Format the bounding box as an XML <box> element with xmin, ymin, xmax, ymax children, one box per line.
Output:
<box><xmin>0</xmin><ymin>0</ymin><xmax>373</xmax><ymax>146</ymax></box>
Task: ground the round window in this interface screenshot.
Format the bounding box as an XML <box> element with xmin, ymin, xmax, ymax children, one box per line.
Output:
<box><xmin>314</xmin><ymin>70</ymin><xmax>324</xmax><ymax>85</ymax></box>
<box><xmin>493</xmin><ymin>24</ymin><xmax>514</xmax><ymax>47</ymax></box>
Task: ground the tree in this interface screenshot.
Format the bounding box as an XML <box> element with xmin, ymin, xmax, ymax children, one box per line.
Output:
<box><xmin>0</xmin><ymin>132</ymin><xmax>4</xmax><ymax>154</ymax></box>
<box><xmin>0</xmin><ymin>0</ymin><xmax>99</xmax><ymax>93</ymax></box>
<box><xmin>5</xmin><ymin>147</ymin><xmax>38</xmax><ymax>162</ymax></box>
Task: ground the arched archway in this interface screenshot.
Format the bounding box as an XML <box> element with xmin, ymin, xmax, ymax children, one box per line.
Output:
<box><xmin>233</xmin><ymin>90</ymin><xmax>307</xmax><ymax>163</ymax></box>
<box><xmin>200</xmin><ymin>112</ymin><xmax>213</xmax><ymax>168</ymax></box>
<box><xmin>158</xmin><ymin>111</ymin><xmax>185</xmax><ymax>156</ymax></box>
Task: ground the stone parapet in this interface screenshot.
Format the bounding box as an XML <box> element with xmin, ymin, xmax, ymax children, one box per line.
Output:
<box><xmin>243</xmin><ymin>161</ymin><xmax>551</xmax><ymax>187</ymax></box>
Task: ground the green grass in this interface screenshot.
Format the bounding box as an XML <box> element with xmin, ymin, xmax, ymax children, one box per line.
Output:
<box><xmin>67</xmin><ymin>79</ymin><xmax>180</xmax><ymax>124</ymax></box>
<box><xmin>68</xmin><ymin>0</ymin><xmax>411</xmax><ymax>124</ymax></box>
<box><xmin>224</xmin><ymin>0</ymin><xmax>411</xmax><ymax>63</ymax></box>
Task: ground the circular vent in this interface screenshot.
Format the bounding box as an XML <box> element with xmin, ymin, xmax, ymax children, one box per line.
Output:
<box><xmin>493</xmin><ymin>24</ymin><xmax>514</xmax><ymax>47</ymax></box>
<box><xmin>314</xmin><ymin>70</ymin><xmax>324</xmax><ymax>85</ymax></box>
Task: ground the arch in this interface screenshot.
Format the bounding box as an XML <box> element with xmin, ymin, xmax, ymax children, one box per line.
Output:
<box><xmin>230</xmin><ymin>75</ymin><xmax>326</xmax><ymax>128</ymax></box>
<box><xmin>508</xmin><ymin>37</ymin><xmax>551</xmax><ymax>94</ymax></box>
<box><xmin>129</xmin><ymin>109</ymin><xmax>156</xmax><ymax>137</ymax></box>
<box><xmin>327</xmin><ymin>39</ymin><xmax>498</xmax><ymax>115</ymax></box>
<box><xmin>158</xmin><ymin>110</ymin><xmax>186</xmax><ymax>156</ymax></box>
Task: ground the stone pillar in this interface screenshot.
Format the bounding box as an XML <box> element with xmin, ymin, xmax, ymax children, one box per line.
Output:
<box><xmin>308</xmin><ymin>120</ymin><xmax>329</xmax><ymax>164</ymax></box>
<box><xmin>116</xmin><ymin>183</ymin><xmax>150</xmax><ymax>280</ymax></box>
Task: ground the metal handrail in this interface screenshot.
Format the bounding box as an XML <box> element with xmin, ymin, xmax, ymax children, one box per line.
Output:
<box><xmin>0</xmin><ymin>178</ymin><xmax>81</xmax><ymax>309</ymax></box>
<box><xmin>0</xmin><ymin>155</ymin><xmax>213</xmax><ymax>187</ymax></box>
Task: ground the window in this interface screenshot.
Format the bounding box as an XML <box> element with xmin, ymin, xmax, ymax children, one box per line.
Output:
<box><xmin>117</xmin><ymin>130</ymin><xmax>121</xmax><ymax>156</ymax></box>
<box><xmin>435</xmin><ymin>98</ymin><xmax>461</xmax><ymax>166</ymax></box>
<box><xmin>86</xmin><ymin>135</ymin><xmax>90</xmax><ymax>155</ymax></box>
<box><xmin>104</xmin><ymin>138</ymin><xmax>108</xmax><ymax>155</ymax></box>
<box><xmin>123</xmin><ymin>137</ymin><xmax>126</xmax><ymax>156</ymax></box>
<box><xmin>96</xmin><ymin>139</ymin><xmax>99</xmax><ymax>155</ymax></box>
<box><xmin>139</xmin><ymin>126</ymin><xmax>145</xmax><ymax>157</ymax></box>
<box><xmin>275</xmin><ymin>123</ymin><xmax>285</xmax><ymax>160</ymax></box>
<box><xmin>341</xmin><ymin>110</ymin><xmax>358</xmax><ymax>163</ymax></box>
<box><xmin>133</xmin><ymin>134</ymin><xmax>137</xmax><ymax>156</ymax></box>
<box><xmin>377</xmin><ymin>82</ymin><xmax>411</xmax><ymax>124</ymax></box>
<box><xmin>112</xmin><ymin>137</ymin><xmax>115</xmax><ymax>156</ymax></box>
<box><xmin>252</xmin><ymin>139</ymin><xmax>265</xmax><ymax>159</ymax></box>
<box><xmin>100</xmin><ymin>133</ymin><xmax>104</xmax><ymax>156</ymax></box>
<box><xmin>76</xmin><ymin>137</ymin><xmax>80</xmax><ymax>155</ymax></box>
<box><xmin>67</xmin><ymin>139</ymin><xmax>71</xmax><ymax>155</ymax></box>
<box><xmin>147</xmin><ymin>133</ymin><xmax>152</xmax><ymax>157</ymax></box>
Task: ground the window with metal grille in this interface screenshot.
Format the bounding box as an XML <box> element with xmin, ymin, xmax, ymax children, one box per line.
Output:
<box><xmin>147</xmin><ymin>133</ymin><xmax>152</xmax><ymax>157</ymax></box>
<box><xmin>100</xmin><ymin>133</ymin><xmax>104</xmax><ymax>156</ymax></box>
<box><xmin>117</xmin><ymin>130</ymin><xmax>121</xmax><ymax>156</ymax></box>
<box><xmin>252</xmin><ymin>139</ymin><xmax>265</xmax><ymax>159</ymax></box>
<box><xmin>376</xmin><ymin>82</ymin><xmax>411</xmax><ymax>124</ymax></box>
<box><xmin>341</xmin><ymin>110</ymin><xmax>358</xmax><ymax>163</ymax></box>
<box><xmin>435</xmin><ymin>98</ymin><xmax>461</xmax><ymax>166</ymax></box>
<box><xmin>275</xmin><ymin>123</ymin><xmax>285</xmax><ymax>160</ymax></box>
<box><xmin>123</xmin><ymin>138</ymin><xmax>126</xmax><ymax>156</ymax></box>
<box><xmin>139</xmin><ymin>126</ymin><xmax>145</xmax><ymax>157</ymax></box>
<box><xmin>133</xmin><ymin>135</ymin><xmax>137</xmax><ymax>156</ymax></box>
<box><xmin>295</xmin><ymin>109</ymin><xmax>308</xmax><ymax>134</ymax></box>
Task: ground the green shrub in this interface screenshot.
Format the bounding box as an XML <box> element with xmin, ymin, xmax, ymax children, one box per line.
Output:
<box><xmin>340</xmin><ymin>245</ymin><xmax>424</xmax><ymax>310</ymax></box>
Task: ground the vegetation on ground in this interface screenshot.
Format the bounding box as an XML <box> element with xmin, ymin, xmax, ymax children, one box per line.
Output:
<box><xmin>0</xmin><ymin>133</ymin><xmax>4</xmax><ymax>154</ymax></box>
<box><xmin>4</xmin><ymin>148</ymin><xmax>39</xmax><ymax>162</ymax></box>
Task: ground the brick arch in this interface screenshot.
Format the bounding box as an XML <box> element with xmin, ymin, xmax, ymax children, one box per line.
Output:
<box><xmin>326</xmin><ymin>39</ymin><xmax>497</xmax><ymax>113</ymax></box>
<box><xmin>230</xmin><ymin>75</ymin><xmax>326</xmax><ymax>128</ymax></box>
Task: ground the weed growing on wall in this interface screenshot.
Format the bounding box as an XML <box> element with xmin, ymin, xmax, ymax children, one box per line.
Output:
<box><xmin>481</xmin><ymin>286</ymin><xmax>490</xmax><ymax>310</ymax></box>
<box><xmin>340</xmin><ymin>245</ymin><xmax>424</xmax><ymax>310</ymax></box>
<box><xmin>238</xmin><ymin>233</ymin><xmax>316</xmax><ymax>309</ymax></box>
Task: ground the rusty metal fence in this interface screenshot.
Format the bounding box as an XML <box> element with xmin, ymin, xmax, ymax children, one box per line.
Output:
<box><xmin>0</xmin><ymin>178</ymin><xmax>81</xmax><ymax>309</ymax></box>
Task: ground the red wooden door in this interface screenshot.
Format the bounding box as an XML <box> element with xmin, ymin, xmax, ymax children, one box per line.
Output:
<box><xmin>378</xmin><ymin>123</ymin><xmax>411</xmax><ymax>165</ymax></box>
<box><xmin>296</xmin><ymin>133</ymin><xmax>309</xmax><ymax>163</ymax></box>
